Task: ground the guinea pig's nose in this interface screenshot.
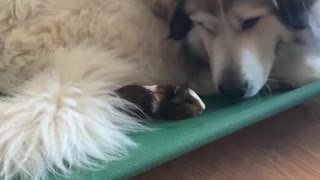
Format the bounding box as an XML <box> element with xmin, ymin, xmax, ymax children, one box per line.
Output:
<box><xmin>218</xmin><ymin>80</ymin><xmax>248</xmax><ymax>98</ymax></box>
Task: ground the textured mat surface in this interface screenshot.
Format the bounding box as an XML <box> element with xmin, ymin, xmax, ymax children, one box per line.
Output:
<box><xmin>49</xmin><ymin>81</ymin><xmax>320</xmax><ymax>180</ymax></box>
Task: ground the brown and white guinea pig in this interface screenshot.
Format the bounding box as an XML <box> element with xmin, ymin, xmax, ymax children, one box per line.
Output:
<box><xmin>115</xmin><ymin>83</ymin><xmax>206</xmax><ymax>120</ymax></box>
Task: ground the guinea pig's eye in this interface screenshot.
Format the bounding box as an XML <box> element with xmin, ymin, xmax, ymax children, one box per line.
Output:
<box><xmin>171</xmin><ymin>89</ymin><xmax>187</xmax><ymax>104</ymax></box>
<box><xmin>241</xmin><ymin>17</ymin><xmax>261</xmax><ymax>31</ymax></box>
<box><xmin>186</xmin><ymin>98</ymin><xmax>195</xmax><ymax>105</ymax></box>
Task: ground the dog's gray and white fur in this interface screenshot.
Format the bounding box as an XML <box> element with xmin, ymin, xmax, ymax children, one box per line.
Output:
<box><xmin>177</xmin><ymin>0</ymin><xmax>320</xmax><ymax>98</ymax></box>
<box><xmin>0</xmin><ymin>0</ymin><xmax>319</xmax><ymax>179</ymax></box>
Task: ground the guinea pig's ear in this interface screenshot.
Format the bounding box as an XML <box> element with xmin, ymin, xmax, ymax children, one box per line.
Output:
<box><xmin>171</xmin><ymin>87</ymin><xmax>188</xmax><ymax>103</ymax></box>
<box><xmin>274</xmin><ymin>0</ymin><xmax>313</xmax><ymax>30</ymax></box>
<box><xmin>167</xmin><ymin>0</ymin><xmax>194</xmax><ymax>40</ymax></box>
<box><xmin>180</xmin><ymin>82</ymin><xmax>189</xmax><ymax>89</ymax></box>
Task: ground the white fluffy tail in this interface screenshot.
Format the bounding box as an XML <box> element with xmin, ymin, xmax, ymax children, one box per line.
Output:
<box><xmin>0</xmin><ymin>47</ymin><xmax>147</xmax><ymax>179</ymax></box>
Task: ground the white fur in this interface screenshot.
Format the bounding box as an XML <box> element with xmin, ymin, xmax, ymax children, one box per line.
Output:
<box><xmin>0</xmin><ymin>0</ymin><xmax>194</xmax><ymax>179</ymax></box>
<box><xmin>0</xmin><ymin>46</ymin><xmax>151</xmax><ymax>180</ymax></box>
<box><xmin>241</xmin><ymin>48</ymin><xmax>266</xmax><ymax>97</ymax></box>
<box><xmin>144</xmin><ymin>85</ymin><xmax>160</xmax><ymax>113</ymax></box>
<box><xmin>188</xmin><ymin>89</ymin><xmax>206</xmax><ymax>110</ymax></box>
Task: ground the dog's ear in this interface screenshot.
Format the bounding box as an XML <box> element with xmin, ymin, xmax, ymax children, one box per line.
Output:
<box><xmin>148</xmin><ymin>0</ymin><xmax>177</xmax><ymax>21</ymax></box>
<box><xmin>274</xmin><ymin>0</ymin><xmax>314</xmax><ymax>30</ymax></box>
<box><xmin>167</xmin><ymin>0</ymin><xmax>193</xmax><ymax>40</ymax></box>
<box><xmin>148</xmin><ymin>0</ymin><xmax>193</xmax><ymax>40</ymax></box>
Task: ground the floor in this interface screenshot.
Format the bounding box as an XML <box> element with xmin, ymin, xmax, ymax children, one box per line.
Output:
<box><xmin>133</xmin><ymin>102</ymin><xmax>320</xmax><ymax>180</ymax></box>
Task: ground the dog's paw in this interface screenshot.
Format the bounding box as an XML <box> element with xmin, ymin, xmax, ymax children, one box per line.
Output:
<box><xmin>115</xmin><ymin>83</ymin><xmax>206</xmax><ymax>120</ymax></box>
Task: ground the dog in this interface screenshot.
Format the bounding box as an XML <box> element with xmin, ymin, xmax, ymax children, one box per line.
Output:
<box><xmin>0</xmin><ymin>0</ymin><xmax>211</xmax><ymax>179</ymax></box>
<box><xmin>168</xmin><ymin>0</ymin><xmax>320</xmax><ymax>98</ymax></box>
<box><xmin>0</xmin><ymin>0</ymin><xmax>319</xmax><ymax>179</ymax></box>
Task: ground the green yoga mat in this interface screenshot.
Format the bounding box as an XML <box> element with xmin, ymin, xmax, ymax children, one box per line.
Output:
<box><xmin>49</xmin><ymin>81</ymin><xmax>320</xmax><ymax>180</ymax></box>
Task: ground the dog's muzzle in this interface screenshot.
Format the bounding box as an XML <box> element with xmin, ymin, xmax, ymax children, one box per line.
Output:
<box><xmin>218</xmin><ymin>67</ymin><xmax>248</xmax><ymax>98</ymax></box>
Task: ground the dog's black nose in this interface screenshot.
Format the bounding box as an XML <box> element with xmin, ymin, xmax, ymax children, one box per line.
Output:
<box><xmin>218</xmin><ymin>80</ymin><xmax>248</xmax><ymax>98</ymax></box>
<box><xmin>218</xmin><ymin>67</ymin><xmax>249</xmax><ymax>98</ymax></box>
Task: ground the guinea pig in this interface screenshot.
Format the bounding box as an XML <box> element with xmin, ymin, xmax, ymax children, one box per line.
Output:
<box><xmin>115</xmin><ymin>83</ymin><xmax>206</xmax><ymax>120</ymax></box>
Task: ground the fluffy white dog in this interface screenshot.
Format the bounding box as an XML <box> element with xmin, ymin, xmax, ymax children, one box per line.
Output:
<box><xmin>0</xmin><ymin>0</ymin><xmax>320</xmax><ymax>179</ymax></box>
<box><xmin>0</xmin><ymin>0</ymin><xmax>207</xmax><ymax>179</ymax></box>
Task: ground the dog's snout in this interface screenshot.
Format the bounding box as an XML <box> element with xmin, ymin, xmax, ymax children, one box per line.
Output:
<box><xmin>218</xmin><ymin>68</ymin><xmax>248</xmax><ymax>98</ymax></box>
<box><xmin>218</xmin><ymin>80</ymin><xmax>248</xmax><ymax>98</ymax></box>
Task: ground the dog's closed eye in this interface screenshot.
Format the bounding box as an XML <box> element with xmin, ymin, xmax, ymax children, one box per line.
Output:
<box><xmin>241</xmin><ymin>17</ymin><xmax>261</xmax><ymax>31</ymax></box>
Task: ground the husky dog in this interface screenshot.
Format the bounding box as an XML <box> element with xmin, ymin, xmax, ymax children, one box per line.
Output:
<box><xmin>169</xmin><ymin>0</ymin><xmax>320</xmax><ymax>98</ymax></box>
